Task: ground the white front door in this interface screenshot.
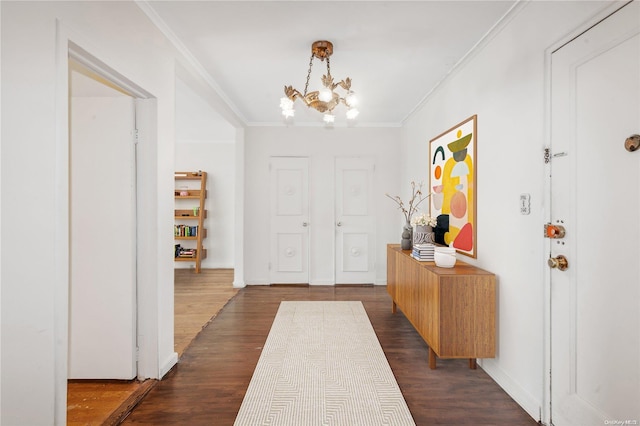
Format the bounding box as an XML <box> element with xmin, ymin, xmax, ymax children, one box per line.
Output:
<box><xmin>549</xmin><ymin>2</ymin><xmax>640</xmax><ymax>424</ymax></box>
<box><xmin>335</xmin><ymin>157</ymin><xmax>376</xmax><ymax>284</ymax></box>
<box><xmin>269</xmin><ymin>157</ymin><xmax>310</xmax><ymax>284</ymax></box>
<box><xmin>68</xmin><ymin>95</ymin><xmax>137</xmax><ymax>379</ymax></box>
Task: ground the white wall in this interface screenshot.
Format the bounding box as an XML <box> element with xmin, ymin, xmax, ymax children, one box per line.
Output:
<box><xmin>175</xmin><ymin>78</ymin><xmax>237</xmax><ymax>269</ymax></box>
<box><xmin>400</xmin><ymin>0</ymin><xmax>612</xmax><ymax>421</ymax></box>
<box><xmin>0</xmin><ymin>2</ymin><xmax>240</xmax><ymax>424</ymax></box>
<box><xmin>244</xmin><ymin>126</ymin><xmax>402</xmax><ymax>285</ymax></box>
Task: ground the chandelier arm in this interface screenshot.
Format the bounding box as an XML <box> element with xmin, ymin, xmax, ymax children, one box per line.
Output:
<box><xmin>303</xmin><ymin>53</ymin><xmax>314</xmax><ymax>97</ymax></box>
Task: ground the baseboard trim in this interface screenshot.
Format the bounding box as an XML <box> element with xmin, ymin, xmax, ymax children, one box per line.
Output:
<box><xmin>480</xmin><ymin>359</ymin><xmax>542</xmax><ymax>422</ymax></box>
<box><xmin>159</xmin><ymin>352</ymin><xmax>178</xmax><ymax>379</ymax></box>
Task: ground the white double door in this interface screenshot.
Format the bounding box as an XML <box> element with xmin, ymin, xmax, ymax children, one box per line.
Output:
<box><xmin>269</xmin><ymin>156</ymin><xmax>376</xmax><ymax>284</ymax></box>
<box><xmin>549</xmin><ymin>2</ymin><xmax>639</xmax><ymax>424</ymax></box>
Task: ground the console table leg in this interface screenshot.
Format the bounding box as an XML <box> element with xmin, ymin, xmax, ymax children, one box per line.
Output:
<box><xmin>429</xmin><ymin>348</ymin><xmax>437</xmax><ymax>369</ymax></box>
<box><xmin>469</xmin><ymin>358</ymin><xmax>477</xmax><ymax>369</ymax></box>
<box><xmin>391</xmin><ymin>301</ymin><xmax>397</xmax><ymax>314</ymax></box>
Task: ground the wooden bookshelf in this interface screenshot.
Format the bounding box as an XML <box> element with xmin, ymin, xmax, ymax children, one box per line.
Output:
<box><xmin>174</xmin><ymin>171</ymin><xmax>207</xmax><ymax>273</ymax></box>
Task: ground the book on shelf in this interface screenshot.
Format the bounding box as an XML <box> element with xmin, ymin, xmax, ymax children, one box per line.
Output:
<box><xmin>174</xmin><ymin>225</ymin><xmax>199</xmax><ymax>237</ymax></box>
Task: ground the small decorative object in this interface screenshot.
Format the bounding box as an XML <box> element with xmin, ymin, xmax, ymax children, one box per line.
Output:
<box><xmin>411</xmin><ymin>213</ymin><xmax>436</xmax><ymax>244</ymax></box>
<box><xmin>434</xmin><ymin>246</ymin><xmax>457</xmax><ymax>268</ymax></box>
<box><xmin>386</xmin><ymin>181</ymin><xmax>431</xmax><ymax>250</ymax></box>
<box><xmin>179</xmin><ymin>186</ymin><xmax>189</xmax><ymax>196</ymax></box>
<box><xmin>401</xmin><ymin>222</ymin><xmax>413</xmax><ymax>250</ymax></box>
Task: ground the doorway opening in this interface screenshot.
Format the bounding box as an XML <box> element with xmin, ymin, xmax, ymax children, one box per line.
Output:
<box><xmin>64</xmin><ymin>42</ymin><xmax>157</xmax><ymax>424</ymax></box>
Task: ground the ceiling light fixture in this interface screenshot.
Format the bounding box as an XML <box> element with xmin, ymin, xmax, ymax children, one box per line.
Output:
<box><xmin>280</xmin><ymin>40</ymin><xmax>359</xmax><ymax>123</ymax></box>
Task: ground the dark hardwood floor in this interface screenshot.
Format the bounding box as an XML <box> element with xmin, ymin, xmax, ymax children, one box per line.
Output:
<box><xmin>121</xmin><ymin>285</ymin><xmax>538</xmax><ymax>425</ymax></box>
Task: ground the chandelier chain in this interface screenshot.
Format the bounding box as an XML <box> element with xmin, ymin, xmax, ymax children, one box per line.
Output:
<box><xmin>326</xmin><ymin>56</ymin><xmax>331</xmax><ymax>78</ymax></box>
<box><xmin>303</xmin><ymin>53</ymin><xmax>314</xmax><ymax>97</ymax></box>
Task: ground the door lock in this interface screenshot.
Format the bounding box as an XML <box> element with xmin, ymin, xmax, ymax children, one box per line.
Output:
<box><xmin>625</xmin><ymin>134</ymin><xmax>640</xmax><ymax>152</ymax></box>
<box><xmin>548</xmin><ymin>255</ymin><xmax>569</xmax><ymax>271</ymax></box>
<box><xmin>544</xmin><ymin>223</ymin><xmax>566</xmax><ymax>239</ymax></box>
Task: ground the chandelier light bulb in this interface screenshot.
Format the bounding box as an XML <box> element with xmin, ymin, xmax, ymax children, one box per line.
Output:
<box><xmin>282</xmin><ymin>108</ymin><xmax>295</xmax><ymax>118</ymax></box>
<box><xmin>280</xmin><ymin>97</ymin><xmax>294</xmax><ymax>110</ymax></box>
<box><xmin>345</xmin><ymin>92</ymin><xmax>358</xmax><ymax>107</ymax></box>
<box><xmin>323</xmin><ymin>113</ymin><xmax>335</xmax><ymax>124</ymax></box>
<box><xmin>346</xmin><ymin>108</ymin><xmax>359</xmax><ymax>120</ymax></box>
<box><xmin>318</xmin><ymin>87</ymin><xmax>333</xmax><ymax>102</ymax></box>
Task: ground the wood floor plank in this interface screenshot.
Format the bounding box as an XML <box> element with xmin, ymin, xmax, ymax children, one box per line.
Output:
<box><xmin>121</xmin><ymin>285</ymin><xmax>538</xmax><ymax>425</ymax></box>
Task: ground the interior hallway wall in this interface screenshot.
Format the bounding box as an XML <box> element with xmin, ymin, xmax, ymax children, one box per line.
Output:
<box><xmin>175</xmin><ymin>78</ymin><xmax>237</xmax><ymax>269</ymax></box>
<box><xmin>244</xmin><ymin>126</ymin><xmax>402</xmax><ymax>285</ymax></box>
<box><xmin>0</xmin><ymin>2</ymin><xmax>241</xmax><ymax>424</ymax></box>
<box><xmin>400</xmin><ymin>0</ymin><xmax>614</xmax><ymax>420</ymax></box>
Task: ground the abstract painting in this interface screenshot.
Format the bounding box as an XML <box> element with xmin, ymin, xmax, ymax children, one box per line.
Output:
<box><xmin>429</xmin><ymin>115</ymin><xmax>477</xmax><ymax>258</ymax></box>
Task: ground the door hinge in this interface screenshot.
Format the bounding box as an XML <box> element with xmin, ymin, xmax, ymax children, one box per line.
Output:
<box><xmin>136</xmin><ymin>347</ymin><xmax>140</xmax><ymax>361</ymax></box>
<box><xmin>133</xmin><ymin>129</ymin><xmax>139</xmax><ymax>145</ymax></box>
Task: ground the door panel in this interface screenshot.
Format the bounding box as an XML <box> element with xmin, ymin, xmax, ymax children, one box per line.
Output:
<box><xmin>335</xmin><ymin>157</ymin><xmax>376</xmax><ymax>284</ymax></box>
<box><xmin>550</xmin><ymin>2</ymin><xmax>640</xmax><ymax>424</ymax></box>
<box><xmin>69</xmin><ymin>96</ymin><xmax>137</xmax><ymax>379</ymax></box>
<box><xmin>270</xmin><ymin>157</ymin><xmax>309</xmax><ymax>283</ymax></box>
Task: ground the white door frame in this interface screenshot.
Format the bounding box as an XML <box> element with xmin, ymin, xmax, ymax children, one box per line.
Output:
<box><xmin>55</xmin><ymin>24</ymin><xmax>158</xmax><ymax>424</ymax></box>
<box><xmin>542</xmin><ymin>2</ymin><xmax>633</xmax><ymax>424</ymax></box>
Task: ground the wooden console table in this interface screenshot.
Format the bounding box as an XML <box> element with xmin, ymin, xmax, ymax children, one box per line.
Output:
<box><xmin>387</xmin><ymin>244</ymin><xmax>496</xmax><ymax>369</ymax></box>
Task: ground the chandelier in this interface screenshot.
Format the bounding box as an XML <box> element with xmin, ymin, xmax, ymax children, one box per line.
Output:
<box><xmin>280</xmin><ymin>40</ymin><xmax>359</xmax><ymax>124</ymax></box>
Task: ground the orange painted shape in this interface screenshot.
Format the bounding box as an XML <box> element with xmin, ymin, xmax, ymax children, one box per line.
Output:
<box><xmin>453</xmin><ymin>222</ymin><xmax>473</xmax><ymax>251</ymax></box>
<box><xmin>450</xmin><ymin>191</ymin><xmax>467</xmax><ymax>218</ymax></box>
<box><xmin>434</xmin><ymin>165</ymin><xmax>442</xmax><ymax>180</ymax></box>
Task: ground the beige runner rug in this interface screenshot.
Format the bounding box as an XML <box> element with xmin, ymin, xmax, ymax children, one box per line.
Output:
<box><xmin>234</xmin><ymin>301</ymin><xmax>415</xmax><ymax>426</ymax></box>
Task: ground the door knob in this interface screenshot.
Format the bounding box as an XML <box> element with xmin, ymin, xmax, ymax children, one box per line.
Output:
<box><xmin>302</xmin><ymin>222</ymin><xmax>308</xmax><ymax>227</ymax></box>
<box><xmin>336</xmin><ymin>222</ymin><xmax>342</xmax><ymax>227</ymax></box>
<box><xmin>548</xmin><ymin>255</ymin><xmax>569</xmax><ymax>271</ymax></box>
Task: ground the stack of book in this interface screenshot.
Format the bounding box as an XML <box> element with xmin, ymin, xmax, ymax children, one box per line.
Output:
<box><xmin>174</xmin><ymin>244</ymin><xmax>197</xmax><ymax>258</ymax></box>
<box><xmin>412</xmin><ymin>243</ymin><xmax>435</xmax><ymax>261</ymax></box>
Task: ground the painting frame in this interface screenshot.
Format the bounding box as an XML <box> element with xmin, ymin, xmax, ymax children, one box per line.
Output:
<box><xmin>429</xmin><ymin>115</ymin><xmax>477</xmax><ymax>258</ymax></box>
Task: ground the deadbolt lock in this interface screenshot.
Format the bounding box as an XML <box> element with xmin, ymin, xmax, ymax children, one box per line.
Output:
<box><xmin>548</xmin><ymin>255</ymin><xmax>569</xmax><ymax>271</ymax></box>
<box><xmin>625</xmin><ymin>134</ymin><xmax>640</xmax><ymax>152</ymax></box>
<box><xmin>544</xmin><ymin>223</ymin><xmax>566</xmax><ymax>239</ymax></box>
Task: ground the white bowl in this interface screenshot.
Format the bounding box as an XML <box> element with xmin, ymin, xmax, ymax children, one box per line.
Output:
<box><xmin>434</xmin><ymin>246</ymin><xmax>456</xmax><ymax>255</ymax></box>
<box><xmin>434</xmin><ymin>250</ymin><xmax>456</xmax><ymax>268</ymax></box>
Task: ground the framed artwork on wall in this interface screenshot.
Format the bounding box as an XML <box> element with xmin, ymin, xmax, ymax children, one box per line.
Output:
<box><xmin>429</xmin><ymin>114</ymin><xmax>477</xmax><ymax>258</ymax></box>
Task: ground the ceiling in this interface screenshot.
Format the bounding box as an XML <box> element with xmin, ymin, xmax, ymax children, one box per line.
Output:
<box><xmin>142</xmin><ymin>1</ymin><xmax>518</xmax><ymax>127</ymax></box>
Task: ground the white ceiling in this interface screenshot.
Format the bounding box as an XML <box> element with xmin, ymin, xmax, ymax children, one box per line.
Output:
<box><xmin>142</xmin><ymin>1</ymin><xmax>518</xmax><ymax>127</ymax></box>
